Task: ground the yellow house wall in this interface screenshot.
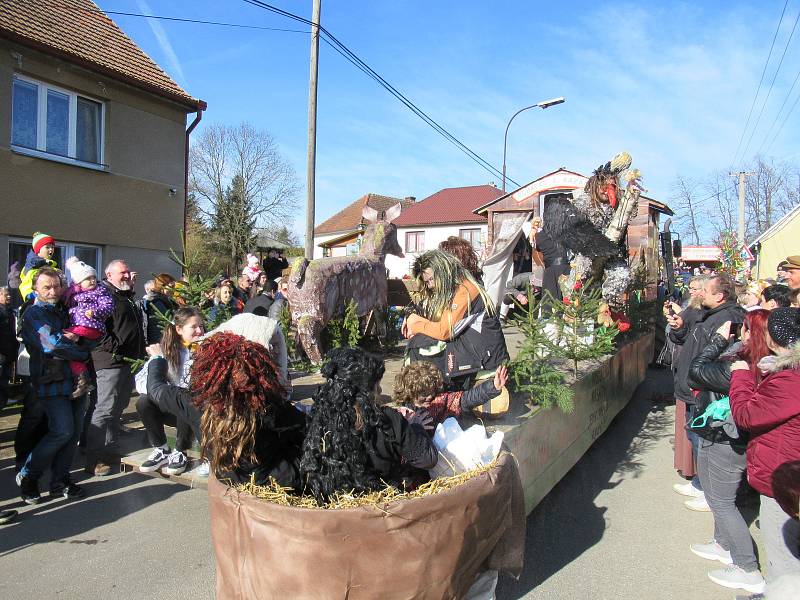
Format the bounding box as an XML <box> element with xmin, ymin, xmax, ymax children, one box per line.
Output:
<box><xmin>755</xmin><ymin>212</ymin><xmax>800</xmax><ymax>280</ymax></box>
<box><xmin>0</xmin><ymin>39</ymin><xmax>192</xmax><ymax>289</ymax></box>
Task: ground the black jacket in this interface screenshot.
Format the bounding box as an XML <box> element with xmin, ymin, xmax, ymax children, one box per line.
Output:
<box><xmin>146</xmin><ymin>357</ymin><xmax>202</xmax><ymax>441</ymax></box>
<box><xmin>0</xmin><ymin>305</ymin><xmax>18</xmax><ymax>362</ymax></box>
<box><xmin>670</xmin><ymin>302</ymin><xmax>744</xmax><ymax>403</ymax></box>
<box><xmin>142</xmin><ymin>292</ymin><xmax>177</xmax><ymax>344</ymax></box>
<box><xmin>687</xmin><ymin>334</ymin><xmax>746</xmax><ymax>446</ymax></box>
<box><xmin>367</xmin><ymin>407</ymin><xmax>438</xmax><ymax>485</ymax></box>
<box><xmin>92</xmin><ymin>281</ymin><xmax>146</xmax><ymax>370</ymax></box>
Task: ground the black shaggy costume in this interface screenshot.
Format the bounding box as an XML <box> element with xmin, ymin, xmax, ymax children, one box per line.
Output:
<box><xmin>299</xmin><ymin>347</ymin><xmax>437</xmax><ymax>502</ymax></box>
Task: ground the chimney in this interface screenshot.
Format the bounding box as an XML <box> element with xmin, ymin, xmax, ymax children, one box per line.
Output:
<box><xmin>404</xmin><ymin>196</ymin><xmax>416</xmax><ymax>203</ymax></box>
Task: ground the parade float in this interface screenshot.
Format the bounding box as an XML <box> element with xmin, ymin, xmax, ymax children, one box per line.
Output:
<box><xmin>205</xmin><ymin>152</ymin><xmax>672</xmax><ymax>597</ymax></box>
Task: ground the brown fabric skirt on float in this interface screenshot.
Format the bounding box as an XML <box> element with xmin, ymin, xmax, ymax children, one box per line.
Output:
<box><xmin>673</xmin><ymin>399</ymin><xmax>696</xmax><ymax>478</ymax></box>
<box><xmin>209</xmin><ymin>452</ymin><xmax>526</xmax><ymax>599</ymax></box>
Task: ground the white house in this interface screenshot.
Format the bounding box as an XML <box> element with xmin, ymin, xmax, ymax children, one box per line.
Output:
<box><xmin>312</xmin><ymin>193</ymin><xmax>412</xmax><ymax>259</ymax></box>
<box><xmin>386</xmin><ymin>184</ymin><xmax>503</xmax><ymax>278</ymax></box>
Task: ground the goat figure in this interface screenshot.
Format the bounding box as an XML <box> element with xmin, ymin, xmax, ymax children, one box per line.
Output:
<box><xmin>287</xmin><ymin>203</ymin><xmax>404</xmax><ymax>364</ymax></box>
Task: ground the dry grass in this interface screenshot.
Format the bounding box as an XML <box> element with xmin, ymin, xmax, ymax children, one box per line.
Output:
<box><xmin>235</xmin><ymin>458</ymin><xmax>498</xmax><ymax>510</ymax></box>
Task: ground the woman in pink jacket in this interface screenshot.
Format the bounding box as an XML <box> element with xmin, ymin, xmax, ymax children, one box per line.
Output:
<box><xmin>730</xmin><ymin>307</ymin><xmax>800</xmax><ymax>583</ymax></box>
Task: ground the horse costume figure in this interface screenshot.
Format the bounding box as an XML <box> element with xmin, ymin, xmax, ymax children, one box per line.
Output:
<box><xmin>287</xmin><ymin>203</ymin><xmax>404</xmax><ymax>364</ymax></box>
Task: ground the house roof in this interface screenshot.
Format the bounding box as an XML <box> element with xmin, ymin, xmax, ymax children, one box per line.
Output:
<box><xmin>0</xmin><ymin>0</ymin><xmax>205</xmax><ymax>110</ymax></box>
<box><xmin>748</xmin><ymin>203</ymin><xmax>800</xmax><ymax>248</ymax></box>
<box><xmin>392</xmin><ymin>185</ymin><xmax>502</xmax><ymax>227</ymax></box>
<box><xmin>472</xmin><ymin>169</ymin><xmax>585</xmax><ymax>214</ymax></box>
<box><xmin>473</xmin><ymin>167</ymin><xmax>673</xmax><ymax>216</ymax></box>
<box><xmin>314</xmin><ymin>193</ymin><xmax>409</xmax><ymax>236</ymax></box>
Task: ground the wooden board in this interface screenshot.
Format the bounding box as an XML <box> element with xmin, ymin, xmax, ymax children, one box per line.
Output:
<box><xmin>120</xmin><ymin>448</ymin><xmax>209</xmax><ymax>490</ymax></box>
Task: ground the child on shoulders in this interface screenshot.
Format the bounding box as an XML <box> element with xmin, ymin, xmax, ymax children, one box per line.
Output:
<box><xmin>20</xmin><ymin>232</ymin><xmax>60</xmax><ymax>300</ymax></box>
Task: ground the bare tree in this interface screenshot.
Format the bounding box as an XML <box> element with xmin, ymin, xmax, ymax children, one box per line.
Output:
<box><xmin>670</xmin><ymin>175</ymin><xmax>706</xmax><ymax>245</ymax></box>
<box><xmin>190</xmin><ymin>123</ymin><xmax>300</xmax><ymax>271</ymax></box>
<box><xmin>704</xmin><ymin>171</ymin><xmax>737</xmax><ymax>238</ymax></box>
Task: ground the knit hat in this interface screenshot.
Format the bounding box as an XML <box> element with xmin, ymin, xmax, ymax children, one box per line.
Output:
<box><xmin>202</xmin><ymin>313</ymin><xmax>278</xmax><ymax>350</ymax></box>
<box><xmin>32</xmin><ymin>232</ymin><xmax>55</xmax><ymax>254</ymax></box>
<box><xmin>65</xmin><ymin>256</ymin><xmax>96</xmax><ymax>284</ymax></box>
<box><xmin>767</xmin><ymin>307</ymin><xmax>800</xmax><ymax>348</ymax></box>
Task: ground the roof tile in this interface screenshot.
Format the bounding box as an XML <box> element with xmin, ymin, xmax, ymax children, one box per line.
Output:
<box><xmin>0</xmin><ymin>0</ymin><xmax>202</xmax><ymax>108</ymax></box>
<box><xmin>392</xmin><ymin>185</ymin><xmax>502</xmax><ymax>227</ymax></box>
<box><xmin>314</xmin><ymin>194</ymin><xmax>411</xmax><ymax>235</ymax></box>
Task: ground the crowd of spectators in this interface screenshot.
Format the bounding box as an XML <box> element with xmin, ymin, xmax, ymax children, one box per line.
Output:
<box><xmin>665</xmin><ymin>256</ymin><xmax>800</xmax><ymax>597</ymax></box>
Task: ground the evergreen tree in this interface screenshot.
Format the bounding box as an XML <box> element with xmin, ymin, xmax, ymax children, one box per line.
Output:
<box><xmin>210</xmin><ymin>175</ymin><xmax>257</xmax><ymax>274</ymax></box>
<box><xmin>509</xmin><ymin>289</ymin><xmax>574</xmax><ymax>414</ymax></box>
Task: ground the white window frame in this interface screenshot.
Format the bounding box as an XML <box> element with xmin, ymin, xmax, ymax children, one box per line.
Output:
<box><xmin>459</xmin><ymin>227</ymin><xmax>482</xmax><ymax>249</ymax></box>
<box><xmin>11</xmin><ymin>73</ymin><xmax>107</xmax><ymax>171</ymax></box>
<box><xmin>9</xmin><ymin>237</ymin><xmax>103</xmax><ymax>284</ymax></box>
<box><xmin>405</xmin><ymin>231</ymin><xmax>425</xmax><ymax>254</ymax></box>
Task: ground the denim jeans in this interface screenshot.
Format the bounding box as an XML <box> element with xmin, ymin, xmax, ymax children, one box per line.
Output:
<box><xmin>21</xmin><ymin>394</ymin><xmax>88</xmax><ymax>485</ymax></box>
<box><xmin>14</xmin><ymin>383</ymin><xmax>47</xmax><ymax>470</ymax></box>
<box><xmin>759</xmin><ymin>494</ymin><xmax>800</xmax><ymax>582</ymax></box>
<box><xmin>696</xmin><ymin>440</ymin><xmax>758</xmax><ymax>572</ymax></box>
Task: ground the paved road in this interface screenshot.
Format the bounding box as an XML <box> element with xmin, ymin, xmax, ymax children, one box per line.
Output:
<box><xmin>496</xmin><ymin>368</ymin><xmax>739</xmax><ymax>600</ymax></box>
<box><xmin>0</xmin><ymin>368</ymin><xmax>747</xmax><ymax>599</ymax></box>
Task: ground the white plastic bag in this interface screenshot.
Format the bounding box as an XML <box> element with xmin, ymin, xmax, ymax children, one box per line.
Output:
<box><xmin>429</xmin><ymin>417</ymin><xmax>504</xmax><ymax>479</ymax></box>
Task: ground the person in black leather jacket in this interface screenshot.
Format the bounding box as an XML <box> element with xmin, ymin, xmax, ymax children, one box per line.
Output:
<box><xmin>686</xmin><ymin>310</ymin><xmax>772</xmax><ymax>589</ymax></box>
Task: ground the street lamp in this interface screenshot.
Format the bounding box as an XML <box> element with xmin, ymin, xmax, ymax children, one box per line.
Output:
<box><xmin>502</xmin><ymin>97</ymin><xmax>565</xmax><ymax>192</ymax></box>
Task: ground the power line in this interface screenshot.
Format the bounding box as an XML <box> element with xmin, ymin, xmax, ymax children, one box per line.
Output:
<box><xmin>730</xmin><ymin>0</ymin><xmax>789</xmax><ymax>166</ymax></box>
<box><xmin>241</xmin><ymin>0</ymin><xmax>521</xmax><ymax>186</ymax></box>
<box><xmin>765</xmin><ymin>83</ymin><xmax>800</xmax><ymax>153</ymax></box>
<box><xmin>739</xmin><ymin>6</ymin><xmax>800</xmax><ymax>162</ymax></box>
<box><xmin>757</xmin><ymin>65</ymin><xmax>800</xmax><ymax>154</ymax></box>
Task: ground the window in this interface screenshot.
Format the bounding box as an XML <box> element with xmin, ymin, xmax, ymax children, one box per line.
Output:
<box><xmin>8</xmin><ymin>239</ymin><xmax>102</xmax><ymax>285</ymax></box>
<box><xmin>11</xmin><ymin>74</ymin><xmax>104</xmax><ymax>168</ymax></box>
<box><xmin>405</xmin><ymin>231</ymin><xmax>425</xmax><ymax>253</ymax></box>
<box><xmin>459</xmin><ymin>228</ymin><xmax>482</xmax><ymax>250</ymax></box>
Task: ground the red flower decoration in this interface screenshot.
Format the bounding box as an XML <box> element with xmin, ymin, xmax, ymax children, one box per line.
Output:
<box><xmin>573</xmin><ymin>281</ymin><xmax>583</xmax><ymax>290</ymax></box>
<box><xmin>617</xmin><ymin>321</ymin><xmax>631</xmax><ymax>333</ymax></box>
<box><xmin>563</xmin><ymin>296</ymin><xmax>571</xmax><ymax>304</ymax></box>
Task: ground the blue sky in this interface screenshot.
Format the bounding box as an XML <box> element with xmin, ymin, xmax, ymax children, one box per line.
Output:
<box><xmin>99</xmin><ymin>1</ymin><xmax>800</xmax><ymax>240</ymax></box>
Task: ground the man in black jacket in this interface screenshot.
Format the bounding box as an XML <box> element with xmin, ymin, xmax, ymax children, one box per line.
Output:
<box><xmin>668</xmin><ymin>275</ymin><xmax>745</xmax><ymax>492</ymax></box>
<box><xmin>85</xmin><ymin>260</ymin><xmax>145</xmax><ymax>476</ymax></box>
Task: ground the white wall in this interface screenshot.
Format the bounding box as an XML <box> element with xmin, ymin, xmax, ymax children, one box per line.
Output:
<box><xmin>385</xmin><ymin>223</ymin><xmax>487</xmax><ymax>279</ymax></box>
<box><xmin>312</xmin><ymin>233</ymin><xmax>342</xmax><ymax>259</ymax></box>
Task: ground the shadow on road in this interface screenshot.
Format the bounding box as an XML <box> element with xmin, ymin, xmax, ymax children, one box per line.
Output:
<box><xmin>0</xmin><ymin>469</ymin><xmax>186</xmax><ymax>556</ymax></box>
<box><xmin>496</xmin><ymin>368</ymin><xmax>675</xmax><ymax>599</ymax></box>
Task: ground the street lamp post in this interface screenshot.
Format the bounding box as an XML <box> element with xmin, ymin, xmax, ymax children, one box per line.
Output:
<box><xmin>502</xmin><ymin>97</ymin><xmax>565</xmax><ymax>192</ymax></box>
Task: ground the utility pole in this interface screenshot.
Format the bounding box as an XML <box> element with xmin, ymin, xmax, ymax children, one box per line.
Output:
<box><xmin>304</xmin><ymin>0</ymin><xmax>322</xmax><ymax>259</ymax></box>
<box><xmin>729</xmin><ymin>171</ymin><xmax>753</xmax><ymax>245</ymax></box>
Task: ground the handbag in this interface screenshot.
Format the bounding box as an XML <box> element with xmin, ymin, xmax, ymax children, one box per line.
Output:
<box><xmin>687</xmin><ymin>395</ymin><xmax>735</xmax><ymax>443</ymax></box>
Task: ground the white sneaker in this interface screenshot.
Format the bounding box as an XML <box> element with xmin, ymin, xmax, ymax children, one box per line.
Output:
<box><xmin>162</xmin><ymin>451</ymin><xmax>188</xmax><ymax>476</ymax></box>
<box><xmin>708</xmin><ymin>566</ymin><xmax>765</xmax><ymax>594</ymax></box>
<box><xmin>684</xmin><ymin>496</ymin><xmax>712</xmax><ymax>512</ymax></box>
<box><xmin>195</xmin><ymin>460</ymin><xmax>210</xmax><ymax>478</ymax></box>
<box><xmin>673</xmin><ymin>481</ymin><xmax>704</xmax><ymax>498</ymax></box>
<box><xmin>690</xmin><ymin>540</ymin><xmax>733</xmax><ymax>564</ymax></box>
<box><xmin>139</xmin><ymin>447</ymin><xmax>170</xmax><ymax>473</ymax></box>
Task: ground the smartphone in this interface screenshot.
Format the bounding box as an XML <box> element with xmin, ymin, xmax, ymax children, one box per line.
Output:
<box><xmin>730</xmin><ymin>322</ymin><xmax>743</xmax><ymax>339</ymax></box>
<box><xmin>665</xmin><ymin>301</ymin><xmax>676</xmax><ymax>317</ymax></box>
